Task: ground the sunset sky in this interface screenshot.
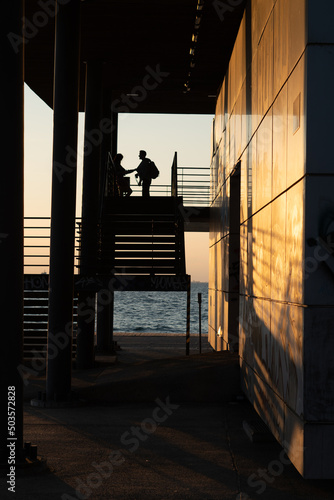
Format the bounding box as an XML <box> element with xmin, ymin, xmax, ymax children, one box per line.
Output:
<box><xmin>24</xmin><ymin>85</ymin><xmax>212</xmax><ymax>282</ymax></box>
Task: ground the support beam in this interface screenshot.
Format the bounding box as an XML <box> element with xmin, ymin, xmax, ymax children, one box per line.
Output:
<box><xmin>80</xmin><ymin>61</ymin><xmax>104</xmax><ymax>271</ymax></box>
<box><xmin>186</xmin><ymin>276</ymin><xmax>191</xmax><ymax>355</ymax></box>
<box><xmin>96</xmin><ymin>89</ymin><xmax>115</xmax><ymax>352</ymax></box>
<box><xmin>76</xmin><ymin>61</ymin><xmax>104</xmax><ymax>369</ymax></box>
<box><xmin>100</xmin><ymin>89</ymin><xmax>112</xmax><ymax>202</ymax></box>
<box><xmin>0</xmin><ymin>0</ymin><xmax>24</xmax><ymax>462</ymax></box>
<box><xmin>96</xmin><ymin>292</ymin><xmax>114</xmax><ymax>353</ymax></box>
<box><xmin>46</xmin><ymin>0</ymin><xmax>81</xmax><ymax>402</ymax></box>
<box><xmin>111</xmin><ymin>112</ymin><xmax>118</xmax><ymax>158</ymax></box>
<box><xmin>95</xmin><ymin>104</ymin><xmax>117</xmax><ymax>350</ymax></box>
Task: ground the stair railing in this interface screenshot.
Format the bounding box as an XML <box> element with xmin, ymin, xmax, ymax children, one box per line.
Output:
<box><xmin>171</xmin><ymin>151</ymin><xmax>178</xmax><ymax>197</ymax></box>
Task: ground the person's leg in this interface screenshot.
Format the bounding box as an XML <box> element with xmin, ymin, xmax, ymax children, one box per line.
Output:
<box><xmin>142</xmin><ymin>180</ymin><xmax>150</xmax><ymax>197</ymax></box>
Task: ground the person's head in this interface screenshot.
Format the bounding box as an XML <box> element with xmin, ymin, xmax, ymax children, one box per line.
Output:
<box><xmin>114</xmin><ymin>153</ymin><xmax>123</xmax><ymax>163</ymax></box>
<box><xmin>139</xmin><ymin>150</ymin><xmax>147</xmax><ymax>159</ymax></box>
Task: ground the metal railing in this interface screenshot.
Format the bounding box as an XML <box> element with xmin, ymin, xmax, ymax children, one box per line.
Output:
<box><xmin>102</xmin><ymin>151</ymin><xmax>210</xmax><ymax>206</ymax></box>
<box><xmin>171</xmin><ymin>151</ymin><xmax>178</xmax><ymax>197</ymax></box>
<box><xmin>127</xmin><ymin>183</ymin><xmax>171</xmax><ymax>197</ymax></box>
<box><xmin>177</xmin><ymin>166</ymin><xmax>210</xmax><ymax>206</ymax></box>
<box><xmin>24</xmin><ymin>217</ymin><xmax>81</xmax><ymax>274</ymax></box>
<box><xmin>170</xmin><ymin>152</ymin><xmax>210</xmax><ymax>205</ymax></box>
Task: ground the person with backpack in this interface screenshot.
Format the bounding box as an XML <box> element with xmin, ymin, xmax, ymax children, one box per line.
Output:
<box><xmin>135</xmin><ymin>150</ymin><xmax>159</xmax><ymax>197</ymax></box>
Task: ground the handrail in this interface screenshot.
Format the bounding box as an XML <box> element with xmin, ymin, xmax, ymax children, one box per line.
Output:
<box><xmin>171</xmin><ymin>151</ymin><xmax>177</xmax><ymax>197</ymax></box>
<box><xmin>98</xmin><ymin>152</ymin><xmax>110</xmax><ymax>220</ymax></box>
<box><xmin>24</xmin><ymin>217</ymin><xmax>81</xmax><ymax>275</ymax></box>
<box><xmin>178</xmin><ymin>166</ymin><xmax>210</xmax><ymax>206</ymax></box>
<box><xmin>99</xmin><ymin>150</ymin><xmax>209</xmax><ymax>206</ymax></box>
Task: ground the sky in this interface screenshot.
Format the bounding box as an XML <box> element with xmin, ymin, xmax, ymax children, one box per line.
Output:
<box><xmin>24</xmin><ymin>84</ymin><xmax>212</xmax><ymax>282</ymax></box>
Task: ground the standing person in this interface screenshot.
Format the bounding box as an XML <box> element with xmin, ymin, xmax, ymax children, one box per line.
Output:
<box><xmin>135</xmin><ymin>150</ymin><xmax>152</xmax><ymax>197</ymax></box>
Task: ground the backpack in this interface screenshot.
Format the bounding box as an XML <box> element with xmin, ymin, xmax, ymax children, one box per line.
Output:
<box><xmin>149</xmin><ymin>160</ymin><xmax>159</xmax><ymax>179</ymax></box>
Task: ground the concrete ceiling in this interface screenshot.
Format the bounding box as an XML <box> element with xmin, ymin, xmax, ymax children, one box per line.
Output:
<box><xmin>25</xmin><ymin>0</ymin><xmax>246</xmax><ymax>114</ymax></box>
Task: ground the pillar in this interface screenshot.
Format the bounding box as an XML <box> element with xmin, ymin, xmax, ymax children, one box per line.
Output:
<box><xmin>76</xmin><ymin>62</ymin><xmax>104</xmax><ymax>369</ymax></box>
<box><xmin>100</xmin><ymin>89</ymin><xmax>112</xmax><ymax>201</ymax></box>
<box><xmin>46</xmin><ymin>0</ymin><xmax>81</xmax><ymax>401</ymax></box>
<box><xmin>186</xmin><ymin>276</ymin><xmax>191</xmax><ymax>355</ymax></box>
<box><xmin>0</xmin><ymin>0</ymin><xmax>24</xmax><ymax>462</ymax></box>
<box><xmin>111</xmin><ymin>111</ymin><xmax>118</xmax><ymax>158</ymax></box>
<box><xmin>96</xmin><ymin>102</ymin><xmax>117</xmax><ymax>352</ymax></box>
<box><xmin>96</xmin><ymin>292</ymin><xmax>114</xmax><ymax>352</ymax></box>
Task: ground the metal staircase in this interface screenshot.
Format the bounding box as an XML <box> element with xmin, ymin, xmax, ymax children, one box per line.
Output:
<box><xmin>99</xmin><ymin>196</ymin><xmax>186</xmax><ymax>276</ymax></box>
<box><xmin>21</xmin><ymin>152</ymin><xmax>206</xmax><ymax>361</ymax></box>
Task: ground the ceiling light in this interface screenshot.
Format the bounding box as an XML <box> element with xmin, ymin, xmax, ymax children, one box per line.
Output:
<box><xmin>194</xmin><ymin>16</ymin><xmax>201</xmax><ymax>28</ymax></box>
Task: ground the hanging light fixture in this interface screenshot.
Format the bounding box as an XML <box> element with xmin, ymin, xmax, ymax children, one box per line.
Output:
<box><xmin>197</xmin><ymin>0</ymin><xmax>204</xmax><ymax>11</ymax></box>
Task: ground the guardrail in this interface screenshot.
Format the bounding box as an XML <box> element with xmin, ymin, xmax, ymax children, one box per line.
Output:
<box><xmin>103</xmin><ymin>151</ymin><xmax>210</xmax><ymax>207</ymax></box>
<box><xmin>24</xmin><ymin>217</ymin><xmax>81</xmax><ymax>274</ymax></box>
<box><xmin>177</xmin><ymin>166</ymin><xmax>210</xmax><ymax>206</ymax></box>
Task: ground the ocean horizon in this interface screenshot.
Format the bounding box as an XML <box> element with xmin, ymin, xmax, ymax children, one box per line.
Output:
<box><xmin>113</xmin><ymin>281</ymin><xmax>208</xmax><ymax>334</ymax></box>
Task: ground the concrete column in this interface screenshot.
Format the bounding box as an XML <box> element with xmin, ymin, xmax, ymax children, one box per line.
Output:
<box><xmin>111</xmin><ymin>111</ymin><xmax>118</xmax><ymax>158</ymax></box>
<box><xmin>186</xmin><ymin>276</ymin><xmax>191</xmax><ymax>355</ymax></box>
<box><xmin>100</xmin><ymin>89</ymin><xmax>112</xmax><ymax>201</ymax></box>
<box><xmin>97</xmin><ymin>292</ymin><xmax>114</xmax><ymax>352</ymax></box>
<box><xmin>76</xmin><ymin>62</ymin><xmax>104</xmax><ymax>369</ymax></box>
<box><xmin>0</xmin><ymin>0</ymin><xmax>24</xmax><ymax>462</ymax></box>
<box><xmin>46</xmin><ymin>0</ymin><xmax>81</xmax><ymax>401</ymax></box>
<box><xmin>96</xmin><ymin>90</ymin><xmax>117</xmax><ymax>352</ymax></box>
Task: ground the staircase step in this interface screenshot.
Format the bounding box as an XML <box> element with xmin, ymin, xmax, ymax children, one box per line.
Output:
<box><xmin>113</xmin><ymin>243</ymin><xmax>176</xmax><ymax>251</ymax></box>
<box><xmin>104</xmin><ymin>196</ymin><xmax>183</xmax><ymax>215</ymax></box>
<box><xmin>113</xmin><ymin>251</ymin><xmax>176</xmax><ymax>259</ymax></box>
<box><xmin>97</xmin><ymin>196</ymin><xmax>186</xmax><ymax>277</ymax></box>
<box><xmin>105</xmin><ymin>222</ymin><xmax>176</xmax><ymax>235</ymax></box>
<box><xmin>103</xmin><ymin>214</ymin><xmax>175</xmax><ymax>221</ymax></box>
<box><xmin>114</xmin><ymin>236</ymin><xmax>176</xmax><ymax>243</ymax></box>
<box><xmin>112</xmin><ymin>258</ymin><xmax>177</xmax><ymax>267</ymax></box>
<box><xmin>97</xmin><ymin>267</ymin><xmax>178</xmax><ymax>275</ymax></box>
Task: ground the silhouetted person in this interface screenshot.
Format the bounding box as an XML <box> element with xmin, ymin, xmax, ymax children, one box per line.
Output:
<box><xmin>113</xmin><ymin>153</ymin><xmax>136</xmax><ymax>197</ymax></box>
<box><xmin>135</xmin><ymin>150</ymin><xmax>152</xmax><ymax>197</ymax></box>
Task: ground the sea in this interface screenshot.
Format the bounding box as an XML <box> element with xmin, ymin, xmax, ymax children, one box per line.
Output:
<box><xmin>113</xmin><ymin>281</ymin><xmax>208</xmax><ymax>334</ymax></box>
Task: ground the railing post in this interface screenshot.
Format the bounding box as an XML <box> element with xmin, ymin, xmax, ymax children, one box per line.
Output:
<box><xmin>198</xmin><ymin>293</ymin><xmax>202</xmax><ymax>354</ymax></box>
<box><xmin>186</xmin><ymin>275</ymin><xmax>191</xmax><ymax>355</ymax></box>
<box><xmin>171</xmin><ymin>151</ymin><xmax>177</xmax><ymax>197</ymax></box>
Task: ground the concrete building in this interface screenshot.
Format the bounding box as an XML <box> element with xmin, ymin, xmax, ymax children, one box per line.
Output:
<box><xmin>209</xmin><ymin>0</ymin><xmax>334</xmax><ymax>479</ymax></box>
<box><xmin>2</xmin><ymin>0</ymin><xmax>334</xmax><ymax>481</ymax></box>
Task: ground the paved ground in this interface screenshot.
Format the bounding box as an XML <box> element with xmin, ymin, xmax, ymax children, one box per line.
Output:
<box><xmin>1</xmin><ymin>335</ymin><xmax>334</xmax><ymax>499</ymax></box>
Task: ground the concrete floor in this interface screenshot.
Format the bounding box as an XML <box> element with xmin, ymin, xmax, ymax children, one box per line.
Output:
<box><xmin>1</xmin><ymin>335</ymin><xmax>334</xmax><ymax>499</ymax></box>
